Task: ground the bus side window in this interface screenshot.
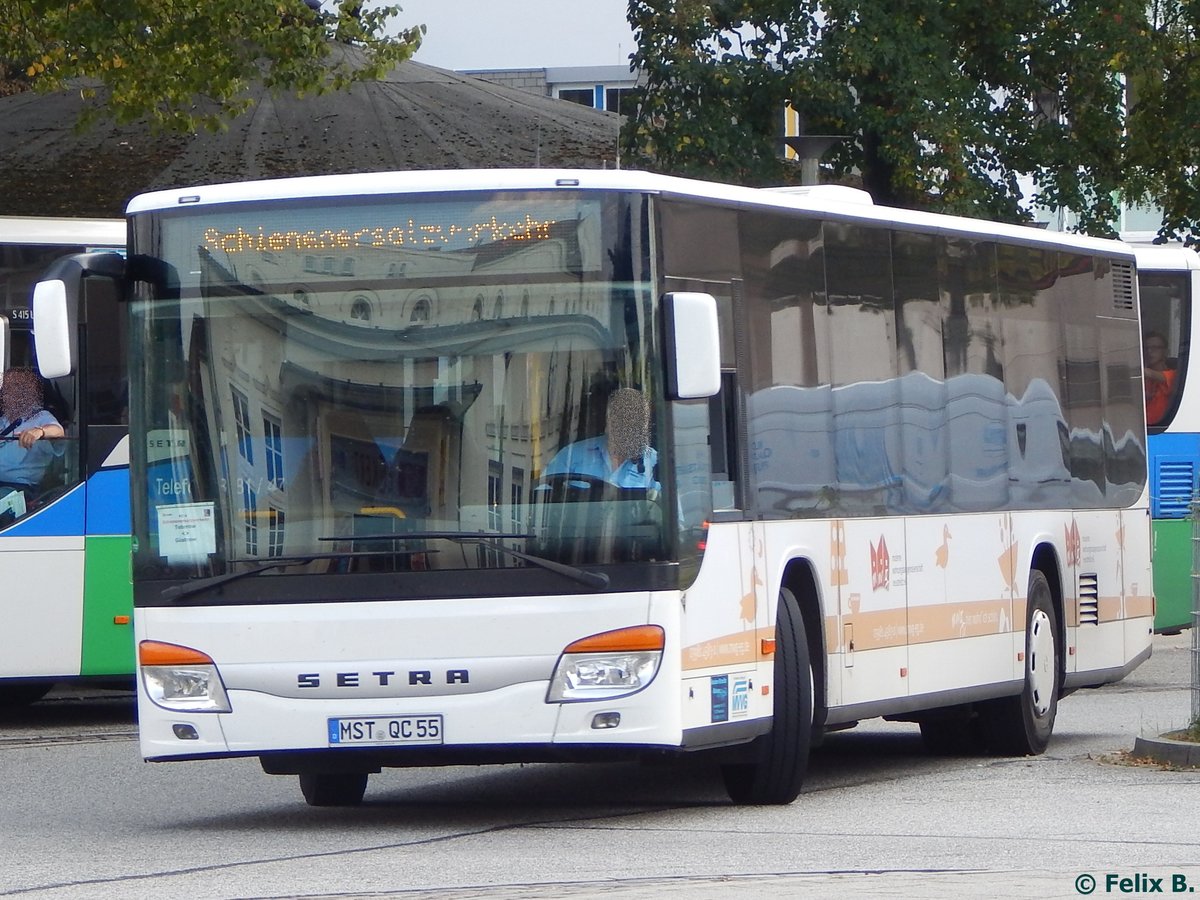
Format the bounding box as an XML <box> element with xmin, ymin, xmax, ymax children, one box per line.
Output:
<box><xmin>708</xmin><ymin>371</ymin><xmax>740</xmax><ymax>511</ymax></box>
<box><xmin>83</xmin><ymin>276</ymin><xmax>128</xmax><ymax>426</ymax></box>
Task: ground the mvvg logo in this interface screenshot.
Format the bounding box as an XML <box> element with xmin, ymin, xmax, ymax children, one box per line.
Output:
<box><xmin>731</xmin><ymin>677</ymin><xmax>750</xmax><ymax>718</ymax></box>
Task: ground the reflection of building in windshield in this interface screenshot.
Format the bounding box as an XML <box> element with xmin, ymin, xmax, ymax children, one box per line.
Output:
<box><xmin>175</xmin><ymin>199</ymin><xmax>652</xmax><ymax>569</ymax></box>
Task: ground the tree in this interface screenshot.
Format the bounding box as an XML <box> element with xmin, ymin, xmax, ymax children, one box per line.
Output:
<box><xmin>624</xmin><ymin>0</ymin><xmax>1200</xmax><ymax>243</ymax></box>
<box><xmin>0</xmin><ymin>1</ymin><xmax>423</xmax><ymax>132</ymax></box>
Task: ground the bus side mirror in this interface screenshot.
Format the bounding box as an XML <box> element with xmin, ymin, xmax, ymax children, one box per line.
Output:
<box><xmin>31</xmin><ymin>250</ymin><xmax>125</xmax><ymax>379</ymax></box>
<box><xmin>32</xmin><ymin>278</ymin><xmax>75</xmax><ymax>378</ymax></box>
<box><xmin>663</xmin><ymin>292</ymin><xmax>721</xmax><ymax>400</ymax></box>
<box><xmin>0</xmin><ymin>316</ymin><xmax>8</xmax><ymax>375</ymax></box>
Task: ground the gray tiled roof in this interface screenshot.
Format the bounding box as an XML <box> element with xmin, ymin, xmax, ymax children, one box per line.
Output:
<box><xmin>0</xmin><ymin>46</ymin><xmax>622</xmax><ymax>217</ymax></box>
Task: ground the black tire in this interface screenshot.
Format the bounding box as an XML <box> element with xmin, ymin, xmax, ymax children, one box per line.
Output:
<box><xmin>299</xmin><ymin>772</ymin><xmax>369</xmax><ymax>807</ymax></box>
<box><xmin>978</xmin><ymin>569</ymin><xmax>1060</xmax><ymax>756</ymax></box>
<box><xmin>919</xmin><ymin>708</ymin><xmax>984</xmax><ymax>756</ymax></box>
<box><xmin>0</xmin><ymin>683</ymin><xmax>53</xmax><ymax>708</ymax></box>
<box><xmin>721</xmin><ymin>586</ymin><xmax>812</xmax><ymax>805</ymax></box>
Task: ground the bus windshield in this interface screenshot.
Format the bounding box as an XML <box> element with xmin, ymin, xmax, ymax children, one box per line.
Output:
<box><xmin>128</xmin><ymin>191</ymin><xmax>672</xmax><ymax>589</ymax></box>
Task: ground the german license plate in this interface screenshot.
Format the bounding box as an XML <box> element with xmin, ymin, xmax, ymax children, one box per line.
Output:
<box><xmin>327</xmin><ymin>715</ymin><xmax>443</xmax><ymax>746</ymax></box>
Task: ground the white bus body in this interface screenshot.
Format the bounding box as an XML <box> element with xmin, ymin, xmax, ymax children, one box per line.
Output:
<box><xmin>35</xmin><ymin>170</ymin><xmax>1152</xmax><ymax>805</ymax></box>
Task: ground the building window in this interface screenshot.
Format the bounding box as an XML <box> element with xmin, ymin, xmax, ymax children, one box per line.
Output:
<box><xmin>606</xmin><ymin>87</ymin><xmax>638</xmax><ymax>117</ymax></box>
<box><xmin>510</xmin><ymin>467</ymin><xmax>525</xmax><ymax>532</ymax></box>
<box><xmin>558</xmin><ymin>88</ymin><xmax>594</xmax><ymax>108</ymax></box>
<box><xmin>231</xmin><ymin>388</ymin><xmax>253</xmax><ymax>464</ymax></box>
<box><xmin>268</xmin><ymin>507</ymin><xmax>285</xmax><ymax>558</ymax></box>
<box><xmin>410</xmin><ymin>297</ymin><xmax>431</xmax><ymax>322</ymax></box>
<box><xmin>243</xmin><ymin>482</ymin><xmax>259</xmax><ymax>555</ymax></box>
<box><xmin>350</xmin><ymin>296</ymin><xmax>372</xmax><ymax>322</ymax></box>
<box><xmin>488</xmin><ymin>461</ymin><xmax>503</xmax><ymax>532</ymax></box>
<box><xmin>263</xmin><ymin>414</ymin><xmax>284</xmax><ymax>488</ymax></box>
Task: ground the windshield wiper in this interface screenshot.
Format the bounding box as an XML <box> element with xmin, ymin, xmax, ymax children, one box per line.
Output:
<box><xmin>318</xmin><ymin>531</ymin><xmax>610</xmax><ymax>591</ymax></box>
<box><xmin>160</xmin><ymin>550</ymin><xmax>423</xmax><ymax>602</ymax></box>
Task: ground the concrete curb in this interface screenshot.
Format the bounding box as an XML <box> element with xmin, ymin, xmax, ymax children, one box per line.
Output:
<box><xmin>1132</xmin><ymin>733</ymin><xmax>1200</xmax><ymax>767</ymax></box>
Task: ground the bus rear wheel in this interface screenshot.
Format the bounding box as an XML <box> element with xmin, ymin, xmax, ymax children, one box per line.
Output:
<box><xmin>0</xmin><ymin>683</ymin><xmax>53</xmax><ymax>707</ymax></box>
<box><xmin>299</xmin><ymin>772</ymin><xmax>369</xmax><ymax>807</ymax></box>
<box><xmin>979</xmin><ymin>569</ymin><xmax>1060</xmax><ymax>756</ymax></box>
<box><xmin>721</xmin><ymin>586</ymin><xmax>812</xmax><ymax>805</ymax></box>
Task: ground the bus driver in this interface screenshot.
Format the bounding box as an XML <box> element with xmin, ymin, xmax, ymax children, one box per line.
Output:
<box><xmin>0</xmin><ymin>368</ymin><xmax>65</xmax><ymax>497</ymax></box>
<box><xmin>541</xmin><ymin>387</ymin><xmax>660</xmax><ymax>491</ymax></box>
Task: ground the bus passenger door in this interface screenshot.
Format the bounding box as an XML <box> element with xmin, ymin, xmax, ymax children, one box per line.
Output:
<box><xmin>833</xmin><ymin>517</ymin><xmax>909</xmax><ymax>709</ymax></box>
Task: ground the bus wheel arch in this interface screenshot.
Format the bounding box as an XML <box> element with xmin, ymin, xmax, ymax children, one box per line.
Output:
<box><xmin>1029</xmin><ymin>543</ymin><xmax>1065</xmax><ymax>681</ymax></box>
<box><xmin>780</xmin><ymin>559</ymin><xmax>827</xmax><ymax>736</ymax></box>
<box><xmin>979</xmin><ymin>552</ymin><xmax>1063</xmax><ymax>756</ymax></box>
<box><xmin>720</xmin><ymin>578</ymin><xmax>814</xmax><ymax>805</ymax></box>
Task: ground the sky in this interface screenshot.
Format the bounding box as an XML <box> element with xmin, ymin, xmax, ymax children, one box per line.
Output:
<box><xmin>390</xmin><ymin>0</ymin><xmax>637</xmax><ymax>71</ymax></box>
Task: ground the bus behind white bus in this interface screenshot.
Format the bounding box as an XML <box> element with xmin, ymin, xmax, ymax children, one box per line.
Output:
<box><xmin>0</xmin><ymin>216</ymin><xmax>130</xmax><ymax>705</ymax></box>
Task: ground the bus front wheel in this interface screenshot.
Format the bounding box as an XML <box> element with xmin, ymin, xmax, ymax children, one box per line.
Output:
<box><xmin>979</xmin><ymin>569</ymin><xmax>1060</xmax><ymax>756</ymax></box>
<box><xmin>721</xmin><ymin>586</ymin><xmax>812</xmax><ymax>805</ymax></box>
<box><xmin>299</xmin><ymin>772</ymin><xmax>369</xmax><ymax>807</ymax></box>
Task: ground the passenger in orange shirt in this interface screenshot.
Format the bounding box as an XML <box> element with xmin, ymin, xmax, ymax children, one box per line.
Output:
<box><xmin>1143</xmin><ymin>331</ymin><xmax>1177</xmax><ymax>426</ymax></box>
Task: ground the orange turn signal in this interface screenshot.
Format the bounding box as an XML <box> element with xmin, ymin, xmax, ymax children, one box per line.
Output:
<box><xmin>138</xmin><ymin>640</ymin><xmax>215</xmax><ymax>667</ymax></box>
<box><xmin>563</xmin><ymin>625</ymin><xmax>665</xmax><ymax>654</ymax></box>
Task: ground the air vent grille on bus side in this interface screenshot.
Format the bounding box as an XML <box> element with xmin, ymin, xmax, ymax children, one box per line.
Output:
<box><xmin>1078</xmin><ymin>573</ymin><xmax>1100</xmax><ymax>625</ymax></box>
<box><xmin>1155</xmin><ymin>459</ymin><xmax>1196</xmax><ymax>519</ymax></box>
<box><xmin>1111</xmin><ymin>262</ymin><xmax>1135</xmax><ymax>311</ymax></box>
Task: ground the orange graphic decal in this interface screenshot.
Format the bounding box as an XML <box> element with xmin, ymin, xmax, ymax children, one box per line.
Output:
<box><xmin>740</xmin><ymin>529</ymin><xmax>763</xmax><ymax>626</ymax></box>
<box><xmin>998</xmin><ymin>513</ymin><xmax>1018</xmax><ymax>597</ymax></box>
<box><xmin>830</xmin><ymin>521</ymin><xmax>848</xmax><ymax>587</ymax></box>
<box><xmin>935</xmin><ymin>525</ymin><xmax>951</xmax><ymax>569</ymax></box>
<box><xmin>740</xmin><ymin>566</ymin><xmax>761</xmax><ymax>625</ymax></box>
<box><xmin>870</xmin><ymin>535</ymin><xmax>890</xmax><ymax>591</ymax></box>
<box><xmin>1114</xmin><ymin>521</ymin><xmax>1125</xmax><ymax>588</ymax></box>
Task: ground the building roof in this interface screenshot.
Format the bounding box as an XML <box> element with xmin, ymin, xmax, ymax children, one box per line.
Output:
<box><xmin>0</xmin><ymin>45</ymin><xmax>621</xmax><ymax>218</ymax></box>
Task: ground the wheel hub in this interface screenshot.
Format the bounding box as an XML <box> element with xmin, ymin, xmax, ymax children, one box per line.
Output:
<box><xmin>1027</xmin><ymin>608</ymin><xmax>1056</xmax><ymax>718</ymax></box>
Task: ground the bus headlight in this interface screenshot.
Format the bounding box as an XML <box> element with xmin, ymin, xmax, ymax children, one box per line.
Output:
<box><xmin>139</xmin><ymin>640</ymin><xmax>232</xmax><ymax>713</ymax></box>
<box><xmin>547</xmin><ymin>625</ymin><xmax>664</xmax><ymax>703</ymax></box>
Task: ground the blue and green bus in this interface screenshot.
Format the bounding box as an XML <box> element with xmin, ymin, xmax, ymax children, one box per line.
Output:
<box><xmin>0</xmin><ymin>215</ymin><xmax>132</xmax><ymax>703</ymax></box>
<box><xmin>1135</xmin><ymin>244</ymin><xmax>1200</xmax><ymax>633</ymax></box>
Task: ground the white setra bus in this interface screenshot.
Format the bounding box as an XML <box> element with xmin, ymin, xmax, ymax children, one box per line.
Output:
<box><xmin>33</xmin><ymin>170</ymin><xmax>1153</xmax><ymax>805</ymax></box>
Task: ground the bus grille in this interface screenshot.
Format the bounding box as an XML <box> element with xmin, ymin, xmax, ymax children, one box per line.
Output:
<box><xmin>1077</xmin><ymin>573</ymin><xmax>1100</xmax><ymax>625</ymax></box>
<box><xmin>1155</xmin><ymin>459</ymin><xmax>1195</xmax><ymax>518</ymax></box>
<box><xmin>1111</xmin><ymin>262</ymin><xmax>1135</xmax><ymax>311</ymax></box>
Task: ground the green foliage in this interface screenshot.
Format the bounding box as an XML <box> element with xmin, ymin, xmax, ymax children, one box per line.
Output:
<box><xmin>625</xmin><ymin>0</ymin><xmax>1200</xmax><ymax>242</ymax></box>
<box><xmin>0</xmin><ymin>0</ymin><xmax>422</xmax><ymax>132</ymax></box>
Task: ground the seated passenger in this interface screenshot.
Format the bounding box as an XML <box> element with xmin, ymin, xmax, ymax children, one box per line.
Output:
<box><xmin>0</xmin><ymin>368</ymin><xmax>65</xmax><ymax>496</ymax></box>
<box><xmin>1143</xmin><ymin>330</ymin><xmax>1177</xmax><ymax>426</ymax></box>
<box><xmin>542</xmin><ymin>387</ymin><xmax>660</xmax><ymax>491</ymax></box>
